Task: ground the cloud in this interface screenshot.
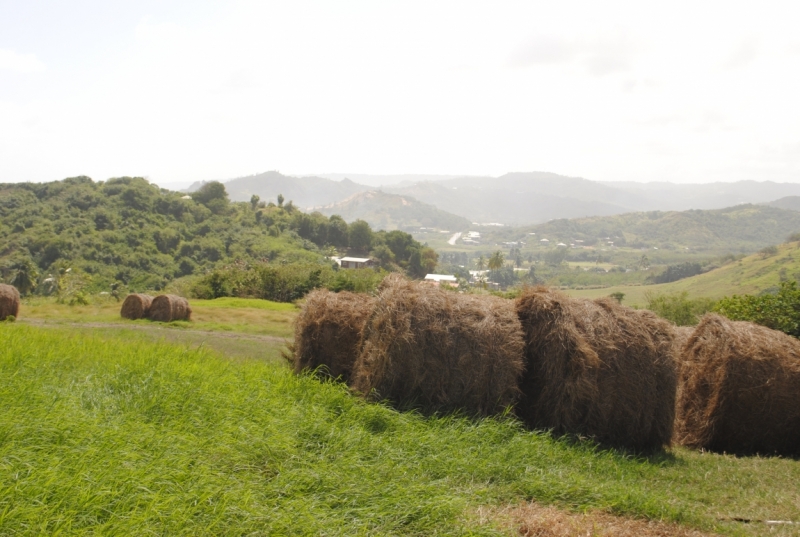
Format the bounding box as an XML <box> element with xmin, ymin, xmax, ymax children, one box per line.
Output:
<box><xmin>0</xmin><ymin>49</ymin><xmax>45</xmax><ymax>73</ymax></box>
<box><xmin>510</xmin><ymin>34</ymin><xmax>635</xmax><ymax>76</ymax></box>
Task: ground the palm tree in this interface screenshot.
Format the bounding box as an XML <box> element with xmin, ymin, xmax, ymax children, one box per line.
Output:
<box><xmin>488</xmin><ymin>251</ymin><xmax>504</xmax><ymax>271</ymax></box>
<box><xmin>476</xmin><ymin>255</ymin><xmax>485</xmax><ymax>271</ymax></box>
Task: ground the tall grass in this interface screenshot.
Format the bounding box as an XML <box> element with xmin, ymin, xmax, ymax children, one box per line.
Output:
<box><xmin>1</xmin><ymin>325</ymin><xmax>799</xmax><ymax>535</ymax></box>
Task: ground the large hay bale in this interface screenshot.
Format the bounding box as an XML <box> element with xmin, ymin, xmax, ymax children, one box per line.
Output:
<box><xmin>351</xmin><ymin>274</ymin><xmax>525</xmax><ymax>416</ymax></box>
<box><xmin>148</xmin><ymin>294</ymin><xmax>192</xmax><ymax>322</ymax></box>
<box><xmin>673</xmin><ymin>326</ymin><xmax>695</xmax><ymax>354</ymax></box>
<box><xmin>675</xmin><ymin>313</ymin><xmax>800</xmax><ymax>456</ymax></box>
<box><xmin>292</xmin><ymin>289</ymin><xmax>375</xmax><ymax>382</ymax></box>
<box><xmin>0</xmin><ymin>284</ymin><xmax>20</xmax><ymax>320</ymax></box>
<box><xmin>515</xmin><ymin>287</ymin><xmax>678</xmax><ymax>451</ymax></box>
<box><xmin>120</xmin><ymin>293</ymin><xmax>154</xmax><ymax>320</ymax></box>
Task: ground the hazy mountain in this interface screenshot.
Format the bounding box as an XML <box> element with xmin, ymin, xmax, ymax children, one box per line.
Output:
<box><xmin>314</xmin><ymin>190</ymin><xmax>471</xmax><ymax>232</ymax></box>
<box><xmin>385</xmin><ymin>172</ymin><xmax>633</xmax><ymax>225</ymax></box>
<box><xmin>602</xmin><ymin>181</ymin><xmax>800</xmax><ymax>211</ymax></box>
<box><xmin>192</xmin><ymin>171</ymin><xmax>372</xmax><ymax>208</ymax></box>
<box><xmin>766</xmin><ymin>196</ymin><xmax>800</xmax><ymax>212</ymax></box>
<box><xmin>315</xmin><ymin>173</ymin><xmax>470</xmax><ymax>188</ymax></box>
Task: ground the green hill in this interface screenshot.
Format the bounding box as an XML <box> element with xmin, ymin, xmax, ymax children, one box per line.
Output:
<box><xmin>0</xmin><ymin>177</ymin><xmax>327</xmax><ymax>293</ymax></box>
<box><xmin>496</xmin><ymin>204</ymin><xmax>800</xmax><ymax>253</ymax></box>
<box><xmin>566</xmin><ymin>241</ymin><xmax>800</xmax><ymax>306</ymax></box>
<box><xmin>0</xmin><ymin>177</ymin><xmax>431</xmax><ymax>295</ymax></box>
<box><xmin>315</xmin><ymin>190</ymin><xmax>471</xmax><ymax>232</ymax></box>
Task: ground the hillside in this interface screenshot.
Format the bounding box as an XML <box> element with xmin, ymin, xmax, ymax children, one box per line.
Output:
<box><xmin>314</xmin><ymin>190</ymin><xmax>471</xmax><ymax>231</ymax></box>
<box><xmin>766</xmin><ymin>196</ymin><xmax>800</xmax><ymax>212</ymax></box>
<box><xmin>567</xmin><ymin>240</ymin><xmax>800</xmax><ymax>306</ymax></box>
<box><xmin>201</xmin><ymin>171</ymin><xmax>371</xmax><ymax>208</ymax></box>
<box><xmin>489</xmin><ymin>204</ymin><xmax>800</xmax><ymax>253</ymax></box>
<box><xmin>0</xmin><ymin>177</ymin><xmax>327</xmax><ymax>292</ymax></box>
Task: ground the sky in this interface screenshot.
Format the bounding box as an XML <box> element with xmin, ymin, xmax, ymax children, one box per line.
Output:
<box><xmin>1</xmin><ymin>0</ymin><xmax>799</xmax><ymax>186</ymax></box>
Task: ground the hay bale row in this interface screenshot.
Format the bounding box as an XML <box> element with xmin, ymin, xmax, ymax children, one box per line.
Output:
<box><xmin>351</xmin><ymin>274</ymin><xmax>525</xmax><ymax>416</ymax></box>
<box><xmin>0</xmin><ymin>284</ymin><xmax>20</xmax><ymax>320</ymax></box>
<box><xmin>120</xmin><ymin>293</ymin><xmax>191</xmax><ymax>322</ymax></box>
<box><xmin>514</xmin><ymin>287</ymin><xmax>678</xmax><ymax>452</ymax></box>
<box><xmin>120</xmin><ymin>293</ymin><xmax>153</xmax><ymax>319</ymax></box>
<box><xmin>291</xmin><ymin>276</ymin><xmax>800</xmax><ymax>455</ymax></box>
<box><xmin>675</xmin><ymin>314</ymin><xmax>800</xmax><ymax>456</ymax></box>
<box><xmin>292</xmin><ymin>289</ymin><xmax>375</xmax><ymax>382</ymax></box>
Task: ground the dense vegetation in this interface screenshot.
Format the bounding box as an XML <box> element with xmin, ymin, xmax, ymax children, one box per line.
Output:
<box><xmin>713</xmin><ymin>281</ymin><xmax>800</xmax><ymax>337</ymax></box>
<box><xmin>2</xmin><ymin>324</ymin><xmax>799</xmax><ymax>535</ymax></box>
<box><xmin>0</xmin><ymin>177</ymin><xmax>436</xmax><ymax>297</ymax></box>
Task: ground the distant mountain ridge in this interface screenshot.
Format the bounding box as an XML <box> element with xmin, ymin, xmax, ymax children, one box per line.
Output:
<box><xmin>202</xmin><ymin>170</ymin><xmax>800</xmax><ymax>228</ymax></box>
<box><xmin>314</xmin><ymin>190</ymin><xmax>470</xmax><ymax>232</ymax></box>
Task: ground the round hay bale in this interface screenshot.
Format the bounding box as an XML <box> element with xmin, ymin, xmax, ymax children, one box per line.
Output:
<box><xmin>0</xmin><ymin>284</ymin><xmax>20</xmax><ymax>321</ymax></box>
<box><xmin>351</xmin><ymin>274</ymin><xmax>525</xmax><ymax>416</ymax></box>
<box><xmin>148</xmin><ymin>294</ymin><xmax>192</xmax><ymax>322</ymax></box>
<box><xmin>675</xmin><ymin>313</ymin><xmax>800</xmax><ymax>456</ymax></box>
<box><xmin>292</xmin><ymin>289</ymin><xmax>376</xmax><ymax>382</ymax></box>
<box><xmin>120</xmin><ymin>293</ymin><xmax>154</xmax><ymax>320</ymax></box>
<box><xmin>515</xmin><ymin>287</ymin><xmax>678</xmax><ymax>451</ymax></box>
<box><xmin>673</xmin><ymin>325</ymin><xmax>695</xmax><ymax>354</ymax></box>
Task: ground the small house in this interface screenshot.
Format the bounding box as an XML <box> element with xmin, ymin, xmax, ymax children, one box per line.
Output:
<box><xmin>339</xmin><ymin>257</ymin><xmax>375</xmax><ymax>269</ymax></box>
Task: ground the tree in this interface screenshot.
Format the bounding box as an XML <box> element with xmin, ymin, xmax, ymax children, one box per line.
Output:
<box><xmin>348</xmin><ymin>220</ymin><xmax>373</xmax><ymax>253</ymax></box>
<box><xmin>639</xmin><ymin>254</ymin><xmax>650</xmax><ymax>271</ymax></box>
<box><xmin>277</xmin><ymin>193</ymin><xmax>284</xmax><ymax>208</ymax></box>
<box><xmin>488</xmin><ymin>251</ymin><xmax>504</xmax><ymax>271</ymax></box>
<box><xmin>476</xmin><ymin>255</ymin><xmax>485</xmax><ymax>271</ymax></box>
<box><xmin>10</xmin><ymin>258</ymin><xmax>38</xmax><ymax>296</ymax></box>
<box><xmin>250</xmin><ymin>194</ymin><xmax>260</xmax><ymax>210</ymax></box>
<box><xmin>191</xmin><ymin>181</ymin><xmax>229</xmax><ymax>215</ymax></box>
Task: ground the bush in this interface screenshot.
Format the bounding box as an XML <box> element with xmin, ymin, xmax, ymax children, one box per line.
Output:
<box><xmin>713</xmin><ymin>281</ymin><xmax>800</xmax><ymax>337</ymax></box>
<box><xmin>644</xmin><ymin>291</ymin><xmax>716</xmax><ymax>326</ymax></box>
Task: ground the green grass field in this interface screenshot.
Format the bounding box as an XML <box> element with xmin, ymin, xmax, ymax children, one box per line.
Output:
<box><xmin>566</xmin><ymin>241</ymin><xmax>800</xmax><ymax>306</ymax></box>
<box><xmin>1</xmin><ymin>324</ymin><xmax>800</xmax><ymax>535</ymax></box>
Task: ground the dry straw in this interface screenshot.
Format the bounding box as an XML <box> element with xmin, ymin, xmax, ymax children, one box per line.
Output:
<box><xmin>291</xmin><ymin>288</ymin><xmax>375</xmax><ymax>382</ymax></box>
<box><xmin>675</xmin><ymin>313</ymin><xmax>800</xmax><ymax>456</ymax></box>
<box><xmin>148</xmin><ymin>294</ymin><xmax>192</xmax><ymax>322</ymax></box>
<box><xmin>0</xmin><ymin>284</ymin><xmax>20</xmax><ymax>320</ymax></box>
<box><xmin>120</xmin><ymin>293</ymin><xmax>154</xmax><ymax>320</ymax></box>
<box><xmin>351</xmin><ymin>274</ymin><xmax>525</xmax><ymax>416</ymax></box>
<box><xmin>515</xmin><ymin>287</ymin><xmax>678</xmax><ymax>451</ymax></box>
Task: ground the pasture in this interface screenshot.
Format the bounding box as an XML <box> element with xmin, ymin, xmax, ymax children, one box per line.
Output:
<box><xmin>1</xmin><ymin>296</ymin><xmax>799</xmax><ymax>535</ymax></box>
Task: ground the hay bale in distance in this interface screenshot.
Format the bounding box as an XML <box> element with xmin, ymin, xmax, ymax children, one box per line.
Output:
<box><xmin>120</xmin><ymin>293</ymin><xmax>154</xmax><ymax>320</ymax></box>
<box><xmin>148</xmin><ymin>294</ymin><xmax>192</xmax><ymax>322</ymax></box>
<box><xmin>515</xmin><ymin>287</ymin><xmax>678</xmax><ymax>452</ymax></box>
<box><xmin>675</xmin><ymin>313</ymin><xmax>800</xmax><ymax>456</ymax></box>
<box><xmin>0</xmin><ymin>284</ymin><xmax>20</xmax><ymax>321</ymax></box>
<box><xmin>351</xmin><ymin>274</ymin><xmax>525</xmax><ymax>416</ymax></box>
<box><xmin>292</xmin><ymin>289</ymin><xmax>375</xmax><ymax>382</ymax></box>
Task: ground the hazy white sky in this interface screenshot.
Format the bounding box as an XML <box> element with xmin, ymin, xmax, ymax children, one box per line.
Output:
<box><xmin>1</xmin><ymin>0</ymin><xmax>799</xmax><ymax>185</ymax></box>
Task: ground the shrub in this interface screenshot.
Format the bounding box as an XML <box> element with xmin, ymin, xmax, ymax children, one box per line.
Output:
<box><xmin>713</xmin><ymin>281</ymin><xmax>800</xmax><ymax>337</ymax></box>
<box><xmin>645</xmin><ymin>291</ymin><xmax>716</xmax><ymax>326</ymax></box>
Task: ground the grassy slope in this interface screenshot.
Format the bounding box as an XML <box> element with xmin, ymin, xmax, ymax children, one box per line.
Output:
<box><xmin>566</xmin><ymin>241</ymin><xmax>800</xmax><ymax>306</ymax></box>
<box><xmin>1</xmin><ymin>325</ymin><xmax>800</xmax><ymax>535</ymax></box>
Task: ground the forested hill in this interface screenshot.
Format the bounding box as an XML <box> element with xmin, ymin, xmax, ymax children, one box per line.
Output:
<box><xmin>515</xmin><ymin>205</ymin><xmax>800</xmax><ymax>252</ymax></box>
<box><xmin>0</xmin><ymin>177</ymin><xmax>434</xmax><ymax>294</ymax></box>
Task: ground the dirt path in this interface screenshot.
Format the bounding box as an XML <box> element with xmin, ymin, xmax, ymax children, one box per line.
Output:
<box><xmin>448</xmin><ymin>231</ymin><xmax>462</xmax><ymax>245</ymax></box>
